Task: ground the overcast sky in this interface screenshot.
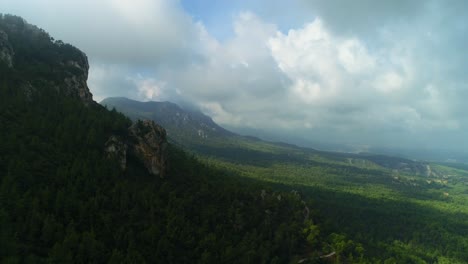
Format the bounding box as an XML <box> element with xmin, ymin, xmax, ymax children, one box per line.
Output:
<box><xmin>2</xmin><ymin>0</ymin><xmax>468</xmax><ymax>152</ymax></box>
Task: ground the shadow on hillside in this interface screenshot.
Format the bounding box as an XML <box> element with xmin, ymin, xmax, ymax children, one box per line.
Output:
<box><xmin>165</xmin><ymin>144</ymin><xmax>468</xmax><ymax>261</ymax></box>
<box><xmin>218</xmin><ymin>170</ymin><xmax>468</xmax><ymax>261</ymax></box>
<box><xmin>190</xmin><ymin>144</ymin><xmax>307</xmax><ymax>167</ymax></box>
<box><xmin>190</xmin><ymin>144</ymin><xmax>452</xmax><ymax>202</ymax></box>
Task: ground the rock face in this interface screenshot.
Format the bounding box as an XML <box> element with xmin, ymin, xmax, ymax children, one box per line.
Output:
<box><xmin>129</xmin><ymin>120</ymin><xmax>168</xmax><ymax>177</ymax></box>
<box><xmin>62</xmin><ymin>61</ymin><xmax>94</xmax><ymax>103</ymax></box>
<box><xmin>0</xmin><ymin>30</ymin><xmax>14</xmax><ymax>67</ymax></box>
<box><xmin>53</xmin><ymin>48</ymin><xmax>94</xmax><ymax>103</ymax></box>
<box><xmin>104</xmin><ymin>120</ymin><xmax>169</xmax><ymax>177</ymax></box>
<box><xmin>50</xmin><ymin>45</ymin><xmax>94</xmax><ymax>104</ymax></box>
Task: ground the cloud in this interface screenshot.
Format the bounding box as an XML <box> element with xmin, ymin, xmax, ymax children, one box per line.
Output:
<box><xmin>152</xmin><ymin>12</ymin><xmax>290</xmax><ymax>125</ymax></box>
<box><xmin>299</xmin><ymin>0</ymin><xmax>429</xmax><ymax>35</ymax></box>
<box><xmin>90</xmin><ymin>2</ymin><xmax>468</xmax><ymax>150</ymax></box>
<box><xmin>3</xmin><ymin>0</ymin><xmax>468</xmax><ymax>151</ymax></box>
<box><xmin>2</xmin><ymin>0</ymin><xmax>204</xmax><ymax>66</ymax></box>
<box><xmin>87</xmin><ymin>63</ymin><xmax>136</xmax><ymax>102</ymax></box>
<box><xmin>338</xmin><ymin>39</ymin><xmax>376</xmax><ymax>74</ymax></box>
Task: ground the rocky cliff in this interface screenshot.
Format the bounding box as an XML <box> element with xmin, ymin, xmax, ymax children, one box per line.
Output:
<box><xmin>1</xmin><ymin>14</ymin><xmax>168</xmax><ymax>177</ymax></box>
<box><xmin>0</xmin><ymin>14</ymin><xmax>93</xmax><ymax>103</ymax></box>
<box><xmin>105</xmin><ymin>120</ymin><xmax>168</xmax><ymax>177</ymax></box>
<box><xmin>61</xmin><ymin>49</ymin><xmax>93</xmax><ymax>103</ymax></box>
<box><xmin>129</xmin><ymin>120</ymin><xmax>168</xmax><ymax>177</ymax></box>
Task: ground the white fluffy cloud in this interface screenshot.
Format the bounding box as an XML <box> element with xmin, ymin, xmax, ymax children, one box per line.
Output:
<box><xmin>77</xmin><ymin>1</ymin><xmax>468</xmax><ymax>150</ymax></box>
<box><xmin>267</xmin><ymin>15</ymin><xmax>465</xmax><ymax>140</ymax></box>
<box><xmin>2</xmin><ymin>0</ymin><xmax>203</xmax><ymax>65</ymax></box>
<box><xmin>3</xmin><ymin>0</ymin><xmax>468</xmax><ymax>150</ymax></box>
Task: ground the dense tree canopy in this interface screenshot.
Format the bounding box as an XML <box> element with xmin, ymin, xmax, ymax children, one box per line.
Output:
<box><xmin>0</xmin><ymin>14</ymin><xmax>369</xmax><ymax>263</ymax></box>
<box><xmin>2</xmin><ymin>13</ymin><xmax>467</xmax><ymax>264</ymax></box>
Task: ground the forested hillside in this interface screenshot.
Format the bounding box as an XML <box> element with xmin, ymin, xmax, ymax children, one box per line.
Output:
<box><xmin>104</xmin><ymin>94</ymin><xmax>468</xmax><ymax>262</ymax></box>
<box><xmin>0</xmin><ymin>14</ymin><xmax>371</xmax><ymax>263</ymax></box>
<box><xmin>101</xmin><ymin>97</ymin><xmax>234</xmax><ymax>143</ymax></box>
<box><xmin>3</xmin><ymin>13</ymin><xmax>468</xmax><ymax>264</ymax></box>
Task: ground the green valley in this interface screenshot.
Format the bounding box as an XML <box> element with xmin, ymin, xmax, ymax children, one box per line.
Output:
<box><xmin>1</xmin><ymin>10</ymin><xmax>467</xmax><ymax>264</ymax></box>
<box><xmin>0</xmin><ymin>14</ymin><xmax>367</xmax><ymax>264</ymax></box>
<box><xmin>105</xmin><ymin>97</ymin><xmax>468</xmax><ymax>263</ymax></box>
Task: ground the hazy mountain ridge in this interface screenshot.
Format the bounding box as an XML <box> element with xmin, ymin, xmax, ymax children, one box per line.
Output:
<box><xmin>102</xmin><ymin>96</ymin><xmax>445</xmax><ymax>178</ymax></box>
<box><xmin>101</xmin><ymin>97</ymin><xmax>234</xmax><ymax>141</ymax></box>
<box><xmin>2</xmin><ymin>14</ymin><xmax>466</xmax><ymax>263</ymax></box>
<box><xmin>99</xmin><ymin>98</ymin><xmax>468</xmax><ymax>263</ymax></box>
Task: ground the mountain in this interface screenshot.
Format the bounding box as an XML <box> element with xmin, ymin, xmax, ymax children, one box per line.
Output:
<box><xmin>1</xmin><ymin>14</ymin><xmax>348</xmax><ymax>263</ymax></box>
<box><xmin>101</xmin><ymin>97</ymin><xmax>233</xmax><ymax>142</ymax></box>
<box><xmin>101</xmin><ymin>98</ymin><xmax>468</xmax><ymax>263</ymax></box>
<box><xmin>102</xmin><ymin>97</ymin><xmax>443</xmax><ymax>177</ymax></box>
<box><xmin>4</xmin><ymin>14</ymin><xmax>467</xmax><ymax>263</ymax></box>
<box><xmin>0</xmin><ymin>15</ymin><xmax>168</xmax><ymax>178</ymax></box>
<box><xmin>0</xmin><ymin>15</ymin><xmax>93</xmax><ymax>104</ymax></box>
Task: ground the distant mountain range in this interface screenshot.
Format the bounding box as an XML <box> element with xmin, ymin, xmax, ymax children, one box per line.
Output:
<box><xmin>5</xmin><ymin>14</ymin><xmax>468</xmax><ymax>263</ymax></box>
<box><xmin>1</xmin><ymin>15</ymin><xmax>326</xmax><ymax>262</ymax></box>
<box><xmin>101</xmin><ymin>97</ymin><xmax>234</xmax><ymax>141</ymax></box>
<box><xmin>101</xmin><ymin>97</ymin><xmax>444</xmax><ymax>177</ymax></box>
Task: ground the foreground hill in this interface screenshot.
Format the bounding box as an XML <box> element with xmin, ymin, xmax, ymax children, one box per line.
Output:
<box><xmin>1</xmin><ymin>14</ymin><xmax>368</xmax><ymax>263</ymax></box>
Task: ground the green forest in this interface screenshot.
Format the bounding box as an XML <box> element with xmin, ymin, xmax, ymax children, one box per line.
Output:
<box><xmin>1</xmin><ymin>14</ymin><xmax>468</xmax><ymax>264</ymax></box>
<box><xmin>104</xmin><ymin>86</ymin><xmax>468</xmax><ymax>263</ymax></box>
<box><xmin>0</xmin><ymin>14</ymin><xmax>366</xmax><ymax>263</ymax></box>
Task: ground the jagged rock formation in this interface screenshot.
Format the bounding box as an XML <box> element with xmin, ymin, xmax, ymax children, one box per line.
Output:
<box><xmin>105</xmin><ymin>120</ymin><xmax>168</xmax><ymax>177</ymax></box>
<box><xmin>60</xmin><ymin>50</ymin><xmax>94</xmax><ymax>103</ymax></box>
<box><xmin>129</xmin><ymin>120</ymin><xmax>168</xmax><ymax>177</ymax></box>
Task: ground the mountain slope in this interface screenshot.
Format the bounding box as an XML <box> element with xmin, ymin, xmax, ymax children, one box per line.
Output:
<box><xmin>101</xmin><ymin>97</ymin><xmax>468</xmax><ymax>263</ymax></box>
<box><xmin>1</xmin><ymin>14</ymin><xmax>366</xmax><ymax>263</ymax></box>
<box><xmin>102</xmin><ymin>97</ymin><xmax>442</xmax><ymax>177</ymax></box>
<box><xmin>0</xmin><ymin>14</ymin><xmax>93</xmax><ymax>104</ymax></box>
<box><xmin>4</xmin><ymin>14</ymin><xmax>465</xmax><ymax>263</ymax></box>
<box><xmin>101</xmin><ymin>97</ymin><xmax>233</xmax><ymax>141</ymax></box>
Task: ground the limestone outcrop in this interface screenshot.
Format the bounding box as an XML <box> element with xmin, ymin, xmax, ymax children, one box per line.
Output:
<box><xmin>105</xmin><ymin>120</ymin><xmax>168</xmax><ymax>177</ymax></box>
<box><xmin>129</xmin><ymin>120</ymin><xmax>168</xmax><ymax>177</ymax></box>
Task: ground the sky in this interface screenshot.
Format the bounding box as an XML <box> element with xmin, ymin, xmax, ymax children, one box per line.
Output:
<box><xmin>2</xmin><ymin>0</ymin><xmax>468</xmax><ymax>154</ymax></box>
